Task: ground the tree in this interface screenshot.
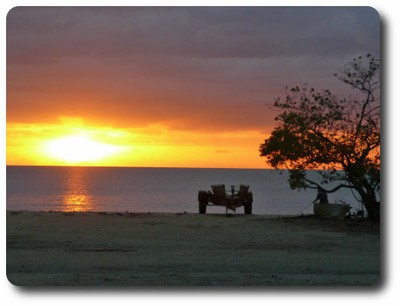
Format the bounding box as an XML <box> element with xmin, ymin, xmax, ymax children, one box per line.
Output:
<box><xmin>259</xmin><ymin>55</ymin><xmax>380</xmax><ymax>221</ymax></box>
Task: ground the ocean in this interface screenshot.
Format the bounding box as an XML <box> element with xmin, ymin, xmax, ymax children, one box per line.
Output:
<box><xmin>6</xmin><ymin>166</ymin><xmax>359</xmax><ymax>215</ymax></box>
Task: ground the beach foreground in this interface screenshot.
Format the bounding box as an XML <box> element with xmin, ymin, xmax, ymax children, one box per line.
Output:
<box><xmin>7</xmin><ymin>211</ymin><xmax>380</xmax><ymax>286</ymax></box>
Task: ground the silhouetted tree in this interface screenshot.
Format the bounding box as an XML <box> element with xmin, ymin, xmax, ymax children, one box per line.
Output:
<box><xmin>259</xmin><ymin>55</ymin><xmax>380</xmax><ymax>221</ymax></box>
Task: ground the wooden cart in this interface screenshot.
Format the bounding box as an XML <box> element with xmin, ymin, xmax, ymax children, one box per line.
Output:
<box><xmin>198</xmin><ymin>184</ymin><xmax>253</xmax><ymax>214</ymax></box>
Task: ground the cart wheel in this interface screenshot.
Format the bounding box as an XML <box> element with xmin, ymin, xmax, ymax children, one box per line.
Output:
<box><xmin>198</xmin><ymin>191</ymin><xmax>208</xmax><ymax>214</ymax></box>
<box><xmin>244</xmin><ymin>192</ymin><xmax>253</xmax><ymax>215</ymax></box>
<box><xmin>244</xmin><ymin>201</ymin><xmax>252</xmax><ymax>214</ymax></box>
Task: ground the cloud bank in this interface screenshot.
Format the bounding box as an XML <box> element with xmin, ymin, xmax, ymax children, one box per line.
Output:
<box><xmin>7</xmin><ymin>7</ymin><xmax>380</xmax><ymax>132</ymax></box>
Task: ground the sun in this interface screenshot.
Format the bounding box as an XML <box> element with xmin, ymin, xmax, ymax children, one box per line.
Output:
<box><xmin>45</xmin><ymin>134</ymin><xmax>120</xmax><ymax>163</ymax></box>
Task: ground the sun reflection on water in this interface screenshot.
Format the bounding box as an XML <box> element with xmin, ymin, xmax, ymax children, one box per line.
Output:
<box><xmin>63</xmin><ymin>193</ymin><xmax>94</xmax><ymax>212</ymax></box>
<box><xmin>62</xmin><ymin>168</ymin><xmax>95</xmax><ymax>212</ymax></box>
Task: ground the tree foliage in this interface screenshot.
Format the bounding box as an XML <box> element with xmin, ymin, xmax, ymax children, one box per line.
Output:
<box><xmin>259</xmin><ymin>55</ymin><xmax>380</xmax><ymax>221</ymax></box>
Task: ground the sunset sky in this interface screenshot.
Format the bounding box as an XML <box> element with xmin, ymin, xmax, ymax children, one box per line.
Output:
<box><xmin>6</xmin><ymin>6</ymin><xmax>380</xmax><ymax>168</ymax></box>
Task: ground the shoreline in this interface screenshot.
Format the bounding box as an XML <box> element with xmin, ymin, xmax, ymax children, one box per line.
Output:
<box><xmin>7</xmin><ymin>210</ymin><xmax>294</xmax><ymax>217</ymax></box>
<box><xmin>7</xmin><ymin>211</ymin><xmax>380</xmax><ymax>286</ymax></box>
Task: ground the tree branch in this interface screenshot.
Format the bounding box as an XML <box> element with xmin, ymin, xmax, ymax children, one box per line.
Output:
<box><xmin>303</xmin><ymin>175</ymin><xmax>354</xmax><ymax>193</ymax></box>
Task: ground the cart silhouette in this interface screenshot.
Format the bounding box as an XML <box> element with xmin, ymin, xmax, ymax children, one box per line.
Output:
<box><xmin>198</xmin><ymin>184</ymin><xmax>253</xmax><ymax>214</ymax></box>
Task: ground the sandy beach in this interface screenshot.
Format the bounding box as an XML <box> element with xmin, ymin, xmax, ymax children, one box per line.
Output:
<box><xmin>6</xmin><ymin>211</ymin><xmax>380</xmax><ymax>286</ymax></box>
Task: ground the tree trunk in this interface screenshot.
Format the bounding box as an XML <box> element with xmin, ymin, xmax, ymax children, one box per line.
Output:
<box><xmin>362</xmin><ymin>197</ymin><xmax>380</xmax><ymax>222</ymax></box>
<box><xmin>352</xmin><ymin>181</ymin><xmax>380</xmax><ymax>222</ymax></box>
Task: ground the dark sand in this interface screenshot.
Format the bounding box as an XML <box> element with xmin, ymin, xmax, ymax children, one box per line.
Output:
<box><xmin>6</xmin><ymin>211</ymin><xmax>380</xmax><ymax>286</ymax></box>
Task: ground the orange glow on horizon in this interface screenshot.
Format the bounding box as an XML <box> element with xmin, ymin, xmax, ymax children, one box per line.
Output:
<box><xmin>6</xmin><ymin>117</ymin><xmax>270</xmax><ymax>169</ymax></box>
<box><xmin>45</xmin><ymin>134</ymin><xmax>120</xmax><ymax>163</ymax></box>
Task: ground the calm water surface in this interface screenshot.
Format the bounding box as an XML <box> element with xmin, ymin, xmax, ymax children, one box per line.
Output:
<box><xmin>6</xmin><ymin>166</ymin><xmax>358</xmax><ymax>215</ymax></box>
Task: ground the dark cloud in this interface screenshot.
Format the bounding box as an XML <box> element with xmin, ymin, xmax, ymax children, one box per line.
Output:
<box><xmin>7</xmin><ymin>7</ymin><xmax>380</xmax><ymax>131</ymax></box>
<box><xmin>7</xmin><ymin>7</ymin><xmax>380</xmax><ymax>62</ymax></box>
